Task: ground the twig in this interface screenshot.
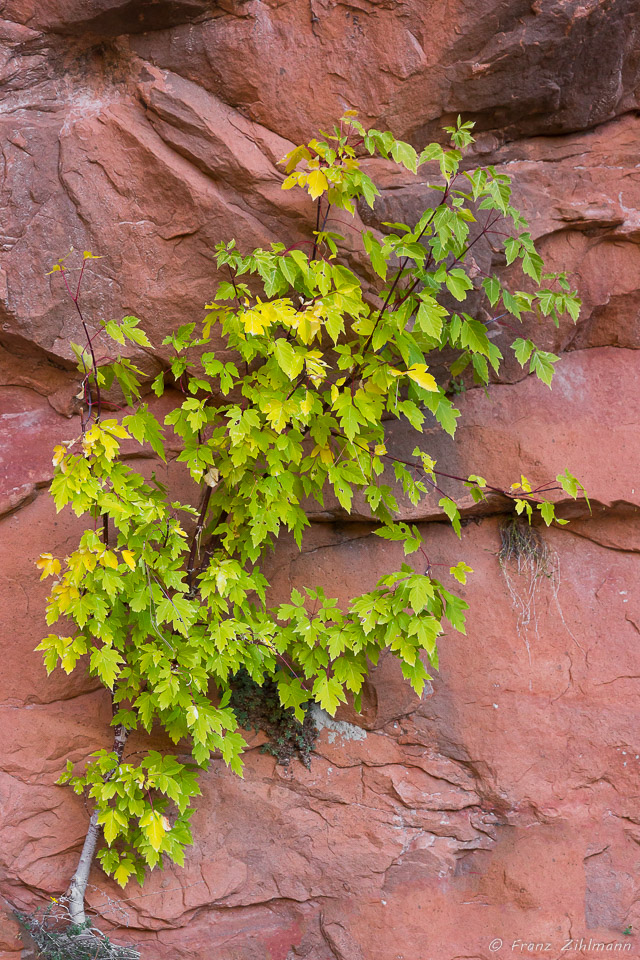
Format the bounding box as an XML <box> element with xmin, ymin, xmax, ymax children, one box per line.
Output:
<box><xmin>186</xmin><ymin>486</ymin><xmax>213</xmax><ymax>594</ymax></box>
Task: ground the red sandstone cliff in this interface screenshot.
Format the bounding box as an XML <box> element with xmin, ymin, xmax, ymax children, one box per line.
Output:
<box><xmin>1</xmin><ymin>2</ymin><xmax>640</xmax><ymax>958</ymax></box>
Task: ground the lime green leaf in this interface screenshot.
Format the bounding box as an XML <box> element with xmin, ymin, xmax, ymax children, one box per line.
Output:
<box><xmin>152</xmin><ymin>372</ymin><xmax>165</xmax><ymax>397</ymax></box>
<box><xmin>419</xmin><ymin>142</ymin><xmax>443</xmax><ymax>164</ymax></box>
<box><xmin>439</xmin><ymin>497</ymin><xmax>461</xmax><ymax>537</ymax></box>
<box><xmin>482</xmin><ymin>276</ymin><xmax>501</xmax><ymax>306</ymax></box>
<box><xmin>530</xmin><ymin>349</ymin><xmax>558</xmax><ymax>387</ymax></box>
<box><xmin>512</xmin><ymin>338</ymin><xmax>535</xmax><ymax>366</ymax></box>
<box><xmin>539</xmin><ymin>501</ymin><xmax>555</xmax><ymax>526</ymax></box>
<box><xmin>332</xmin><ymin>656</ymin><xmax>366</xmax><ymax>693</ymax></box>
<box><xmin>556</xmin><ymin>468</ymin><xmax>586</xmax><ymax>504</ymax></box>
<box><xmin>400</xmin><ymin>658</ymin><xmax>430</xmax><ymax>697</ymax></box>
<box><xmin>123</xmin><ymin>406</ymin><xmax>166</xmax><ymax>461</ymax></box>
<box><xmin>313</xmin><ymin>673</ymin><xmax>346</xmax><ymax>715</ymax></box>
<box><xmin>363</xmin><ymin>231</ymin><xmax>388</xmax><ymax>280</ymax></box>
<box><xmin>89</xmin><ymin>646</ymin><xmax>123</xmax><ymax>689</ymax></box>
<box><xmin>98</xmin><ymin>808</ymin><xmax>126</xmax><ymax>845</ymax></box>
<box><xmin>140</xmin><ymin>810</ymin><xmax>168</xmax><ymax>852</ymax></box>
<box><xmin>449</xmin><ymin>561</ymin><xmax>473</xmax><ymax>584</ymax></box>
<box><xmin>274</xmin><ymin>339</ymin><xmax>304</xmax><ymax>379</ymax></box>
<box><xmin>504</xmin><ymin>237</ymin><xmax>520</xmax><ymax>265</ymax></box>
<box><xmin>565</xmin><ymin>294</ymin><xmax>581</xmax><ymax>322</ymax></box>
<box><xmin>522</xmin><ymin>250</ymin><xmax>543</xmax><ymax>283</ymax></box>
<box><xmin>409</xmin><ymin>576</ymin><xmax>434</xmax><ymax>613</ymax></box>
<box><xmin>416</xmin><ymin>298</ymin><xmax>447</xmax><ymax>339</ymax></box>
<box><xmin>277</xmin><ymin>677</ymin><xmax>310</xmax><ymax>723</ymax></box>
<box><xmin>391</xmin><ymin>139</ymin><xmax>418</xmax><ymax>173</ymax></box>
<box><xmin>445</xmin><ymin>269</ymin><xmax>474</xmax><ymax>302</ymax></box>
<box><xmin>105</xmin><ymin>316</ymin><xmax>152</xmax><ymax>348</ymax></box>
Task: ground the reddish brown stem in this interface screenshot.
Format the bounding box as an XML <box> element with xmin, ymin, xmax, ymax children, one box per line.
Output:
<box><xmin>62</xmin><ymin>267</ymin><xmax>102</xmax><ymax>424</ymax></box>
<box><xmin>186</xmin><ymin>486</ymin><xmax>213</xmax><ymax>593</ymax></box>
<box><xmin>311</xmin><ymin>197</ymin><xmax>322</xmax><ymax>261</ymax></box>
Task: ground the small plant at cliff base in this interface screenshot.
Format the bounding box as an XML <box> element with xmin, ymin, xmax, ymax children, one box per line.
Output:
<box><xmin>35</xmin><ymin>113</ymin><xmax>586</xmax><ymax>948</ymax></box>
<box><xmin>499</xmin><ymin>517</ymin><xmax>555</xmax><ymax>624</ymax></box>
<box><xmin>18</xmin><ymin>900</ymin><xmax>139</xmax><ymax>960</ymax></box>
<box><xmin>499</xmin><ymin>513</ymin><xmax>585</xmax><ymax>671</ymax></box>
<box><xmin>498</xmin><ymin>517</ymin><xmax>558</xmax><ymax>683</ymax></box>
<box><xmin>229</xmin><ymin>669</ymin><xmax>319</xmax><ymax>766</ymax></box>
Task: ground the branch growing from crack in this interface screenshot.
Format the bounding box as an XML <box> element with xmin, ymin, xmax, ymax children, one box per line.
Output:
<box><xmin>66</xmin><ymin>722</ymin><xmax>129</xmax><ymax>926</ymax></box>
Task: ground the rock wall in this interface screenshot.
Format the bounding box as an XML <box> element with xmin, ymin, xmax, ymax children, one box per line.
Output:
<box><xmin>1</xmin><ymin>2</ymin><xmax>640</xmax><ymax>958</ymax></box>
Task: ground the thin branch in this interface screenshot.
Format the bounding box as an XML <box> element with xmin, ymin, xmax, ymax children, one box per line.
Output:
<box><xmin>62</xmin><ymin>267</ymin><xmax>102</xmax><ymax>424</ymax></box>
<box><xmin>185</xmin><ymin>486</ymin><xmax>214</xmax><ymax>595</ymax></box>
<box><xmin>66</xmin><ymin>724</ymin><xmax>130</xmax><ymax>926</ymax></box>
<box><xmin>311</xmin><ymin>197</ymin><xmax>322</xmax><ymax>261</ymax></box>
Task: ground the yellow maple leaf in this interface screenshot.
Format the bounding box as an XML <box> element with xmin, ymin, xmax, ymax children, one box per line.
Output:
<box><xmin>52</xmin><ymin>445</ymin><xmax>67</xmax><ymax>467</ymax></box>
<box><xmin>121</xmin><ymin>550</ymin><xmax>136</xmax><ymax>571</ymax></box>
<box><xmin>307</xmin><ymin>169</ymin><xmax>329</xmax><ymax>200</ymax></box>
<box><xmin>311</xmin><ymin>444</ymin><xmax>334</xmax><ymax>465</ymax></box>
<box><xmin>279</xmin><ymin>144</ymin><xmax>312</xmax><ymax>174</ymax></box>
<box><xmin>282</xmin><ymin>172</ymin><xmax>303</xmax><ymax>191</ymax></box>
<box><xmin>242</xmin><ymin>308</ymin><xmax>271</xmax><ymax>336</ymax></box>
<box><xmin>296</xmin><ymin>310</ymin><xmax>322</xmax><ymax>344</ymax></box>
<box><xmin>36</xmin><ymin>553</ymin><xmax>61</xmax><ymax>580</ymax></box>
<box><xmin>99</xmin><ymin>550</ymin><xmax>119</xmax><ymax>569</ymax></box>
<box><xmin>406</xmin><ymin>364</ymin><xmax>438</xmax><ymax>392</ymax></box>
<box><xmin>82</xmin><ymin>427</ymin><xmax>99</xmax><ymax>457</ymax></box>
<box><xmin>53</xmin><ymin>582</ymin><xmax>80</xmax><ymax>612</ymax></box>
<box><xmin>101</xmin><ymin>420</ymin><xmax>130</xmax><ymax>440</ymax></box>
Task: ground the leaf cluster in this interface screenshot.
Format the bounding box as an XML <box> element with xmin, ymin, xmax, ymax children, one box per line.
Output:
<box><xmin>39</xmin><ymin>112</ymin><xmax>585</xmax><ymax>888</ymax></box>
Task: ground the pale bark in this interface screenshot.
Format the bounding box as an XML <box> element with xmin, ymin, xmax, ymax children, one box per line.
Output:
<box><xmin>66</xmin><ymin>723</ymin><xmax>129</xmax><ymax>926</ymax></box>
<box><xmin>67</xmin><ymin>809</ymin><xmax>101</xmax><ymax>925</ymax></box>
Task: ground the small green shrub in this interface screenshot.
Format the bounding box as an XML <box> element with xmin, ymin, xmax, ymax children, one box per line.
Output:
<box><xmin>36</xmin><ymin>112</ymin><xmax>584</xmax><ymax>925</ymax></box>
<box><xmin>230</xmin><ymin>669</ymin><xmax>318</xmax><ymax>766</ymax></box>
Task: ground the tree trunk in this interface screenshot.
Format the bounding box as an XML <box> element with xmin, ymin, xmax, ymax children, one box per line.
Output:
<box><xmin>67</xmin><ymin>809</ymin><xmax>100</xmax><ymax>926</ymax></box>
<box><xmin>66</xmin><ymin>723</ymin><xmax>129</xmax><ymax>926</ymax></box>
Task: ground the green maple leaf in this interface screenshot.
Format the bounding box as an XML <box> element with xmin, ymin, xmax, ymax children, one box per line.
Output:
<box><xmin>89</xmin><ymin>646</ymin><xmax>123</xmax><ymax>689</ymax></box>
<box><xmin>277</xmin><ymin>676</ymin><xmax>310</xmax><ymax>723</ymax></box>
<box><xmin>313</xmin><ymin>673</ymin><xmax>346</xmax><ymax>715</ymax></box>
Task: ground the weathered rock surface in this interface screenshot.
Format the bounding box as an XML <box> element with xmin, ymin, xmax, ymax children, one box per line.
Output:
<box><xmin>1</xmin><ymin>1</ymin><xmax>640</xmax><ymax>958</ymax></box>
